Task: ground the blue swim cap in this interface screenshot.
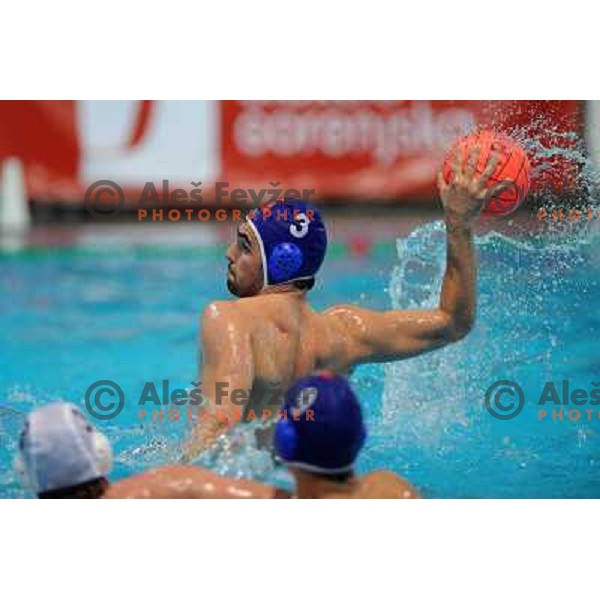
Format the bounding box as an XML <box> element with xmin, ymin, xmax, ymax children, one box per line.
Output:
<box><xmin>274</xmin><ymin>373</ymin><xmax>366</xmax><ymax>475</ymax></box>
<box><xmin>246</xmin><ymin>199</ymin><xmax>327</xmax><ymax>287</ymax></box>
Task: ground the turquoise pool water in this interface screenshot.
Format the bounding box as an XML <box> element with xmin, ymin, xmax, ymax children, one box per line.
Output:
<box><xmin>1</xmin><ymin>218</ymin><xmax>599</xmax><ymax>498</ymax></box>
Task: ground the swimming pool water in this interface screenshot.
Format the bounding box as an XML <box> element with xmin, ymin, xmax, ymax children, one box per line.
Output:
<box><xmin>1</xmin><ymin>219</ymin><xmax>599</xmax><ymax>498</ymax></box>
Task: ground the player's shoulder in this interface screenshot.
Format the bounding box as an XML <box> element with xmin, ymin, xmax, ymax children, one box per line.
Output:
<box><xmin>203</xmin><ymin>295</ymin><xmax>281</xmax><ymax>316</ymax></box>
<box><xmin>201</xmin><ymin>296</ymin><xmax>286</xmax><ymax>334</ymax></box>
<box><xmin>322</xmin><ymin>303</ymin><xmax>371</xmax><ymax>329</ymax></box>
<box><xmin>322</xmin><ymin>303</ymin><xmax>357</xmax><ymax>317</ymax></box>
<box><xmin>105</xmin><ymin>466</ymin><xmax>220</xmax><ymax>499</ymax></box>
<box><xmin>202</xmin><ymin>299</ymin><xmax>237</xmax><ymax>317</ymax></box>
<box><xmin>201</xmin><ymin>299</ymin><xmax>247</xmax><ymax>325</ymax></box>
<box><xmin>200</xmin><ymin>301</ymin><xmax>246</xmax><ymax>343</ymax></box>
<box><xmin>319</xmin><ymin>304</ymin><xmax>374</xmax><ymax>351</ymax></box>
<box><xmin>103</xmin><ymin>466</ymin><xmax>178</xmax><ymax>499</ymax></box>
<box><xmin>360</xmin><ymin>470</ymin><xmax>421</xmax><ymax>499</ymax></box>
<box><xmin>308</xmin><ymin>305</ymin><xmax>364</xmax><ymax>370</ymax></box>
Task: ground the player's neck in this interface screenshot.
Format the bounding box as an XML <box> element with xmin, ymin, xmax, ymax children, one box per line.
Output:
<box><xmin>294</xmin><ymin>471</ymin><xmax>356</xmax><ymax>499</ymax></box>
<box><xmin>259</xmin><ymin>284</ymin><xmax>305</xmax><ymax>297</ymax></box>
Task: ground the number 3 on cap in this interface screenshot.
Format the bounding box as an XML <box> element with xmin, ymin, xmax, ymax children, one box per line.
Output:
<box><xmin>290</xmin><ymin>213</ymin><xmax>310</xmax><ymax>239</ymax></box>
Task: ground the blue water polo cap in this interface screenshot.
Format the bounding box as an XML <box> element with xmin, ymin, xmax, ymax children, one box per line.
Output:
<box><xmin>274</xmin><ymin>373</ymin><xmax>367</xmax><ymax>475</ymax></box>
<box><xmin>246</xmin><ymin>199</ymin><xmax>327</xmax><ymax>287</ymax></box>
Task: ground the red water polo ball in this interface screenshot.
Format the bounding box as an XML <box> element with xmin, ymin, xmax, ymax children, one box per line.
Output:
<box><xmin>442</xmin><ymin>130</ymin><xmax>531</xmax><ymax>216</ymax></box>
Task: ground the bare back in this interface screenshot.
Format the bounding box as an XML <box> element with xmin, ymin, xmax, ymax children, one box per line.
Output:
<box><xmin>219</xmin><ymin>292</ymin><xmax>343</xmax><ymax>416</ymax></box>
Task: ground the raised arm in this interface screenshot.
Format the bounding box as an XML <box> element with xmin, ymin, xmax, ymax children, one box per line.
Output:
<box><xmin>326</xmin><ymin>142</ymin><xmax>502</xmax><ymax>367</ymax></box>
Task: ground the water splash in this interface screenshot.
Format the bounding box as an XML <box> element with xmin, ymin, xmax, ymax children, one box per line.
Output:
<box><xmin>0</xmin><ymin>387</ymin><xmax>43</xmax><ymax>497</ymax></box>
<box><xmin>381</xmin><ymin>113</ymin><xmax>600</xmax><ymax>465</ymax></box>
<box><xmin>193</xmin><ymin>421</ymin><xmax>277</xmax><ymax>481</ymax></box>
<box><xmin>459</xmin><ymin>106</ymin><xmax>600</xmax><ymax>234</ymax></box>
<box><xmin>381</xmin><ymin>211</ymin><xmax>597</xmax><ymax>457</ymax></box>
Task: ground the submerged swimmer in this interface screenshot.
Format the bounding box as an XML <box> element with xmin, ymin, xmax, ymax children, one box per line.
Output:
<box><xmin>14</xmin><ymin>374</ymin><xmax>418</xmax><ymax>499</ymax></box>
<box><xmin>188</xmin><ymin>144</ymin><xmax>503</xmax><ymax>456</ymax></box>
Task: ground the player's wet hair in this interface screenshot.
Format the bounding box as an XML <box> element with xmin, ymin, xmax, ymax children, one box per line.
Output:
<box><xmin>292</xmin><ymin>277</ymin><xmax>315</xmax><ymax>291</ymax></box>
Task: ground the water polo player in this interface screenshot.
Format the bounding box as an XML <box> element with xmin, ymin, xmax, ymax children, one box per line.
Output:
<box><xmin>15</xmin><ymin>374</ymin><xmax>418</xmax><ymax>499</ymax></box>
<box><xmin>187</xmin><ymin>143</ymin><xmax>504</xmax><ymax>456</ymax></box>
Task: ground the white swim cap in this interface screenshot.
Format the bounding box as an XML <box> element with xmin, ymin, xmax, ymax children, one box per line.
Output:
<box><xmin>13</xmin><ymin>403</ymin><xmax>113</xmax><ymax>495</ymax></box>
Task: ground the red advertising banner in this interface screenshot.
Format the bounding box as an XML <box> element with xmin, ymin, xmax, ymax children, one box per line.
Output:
<box><xmin>221</xmin><ymin>100</ymin><xmax>583</xmax><ymax>201</ymax></box>
<box><xmin>0</xmin><ymin>100</ymin><xmax>80</xmax><ymax>199</ymax></box>
<box><xmin>0</xmin><ymin>100</ymin><xmax>585</xmax><ymax>205</ymax></box>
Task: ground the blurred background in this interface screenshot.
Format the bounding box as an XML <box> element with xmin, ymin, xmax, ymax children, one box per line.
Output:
<box><xmin>0</xmin><ymin>100</ymin><xmax>592</xmax><ymax>238</ymax></box>
<box><xmin>1</xmin><ymin>100</ymin><xmax>599</xmax><ymax>498</ymax></box>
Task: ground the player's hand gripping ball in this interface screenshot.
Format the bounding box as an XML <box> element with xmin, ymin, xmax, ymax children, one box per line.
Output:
<box><xmin>443</xmin><ymin>130</ymin><xmax>531</xmax><ymax>216</ymax></box>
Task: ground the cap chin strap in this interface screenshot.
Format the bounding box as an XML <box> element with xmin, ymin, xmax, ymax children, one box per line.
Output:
<box><xmin>245</xmin><ymin>218</ymin><xmax>269</xmax><ymax>290</ymax></box>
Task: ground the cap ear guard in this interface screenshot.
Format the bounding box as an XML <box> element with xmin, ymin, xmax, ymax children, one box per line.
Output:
<box><xmin>268</xmin><ymin>242</ymin><xmax>303</xmax><ymax>284</ymax></box>
<box><xmin>93</xmin><ymin>430</ymin><xmax>113</xmax><ymax>477</ymax></box>
<box><xmin>274</xmin><ymin>419</ymin><xmax>298</xmax><ymax>462</ymax></box>
<box><xmin>71</xmin><ymin>406</ymin><xmax>113</xmax><ymax>477</ymax></box>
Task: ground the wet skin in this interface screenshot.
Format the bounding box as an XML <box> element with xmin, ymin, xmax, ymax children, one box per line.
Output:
<box><xmin>185</xmin><ymin>144</ymin><xmax>504</xmax><ymax>458</ymax></box>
